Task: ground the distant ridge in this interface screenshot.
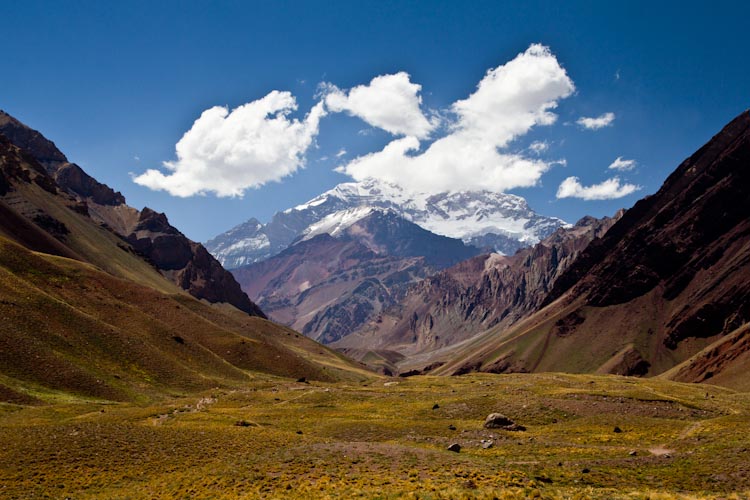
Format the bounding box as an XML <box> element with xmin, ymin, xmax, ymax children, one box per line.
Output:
<box><xmin>206</xmin><ymin>177</ymin><xmax>567</xmax><ymax>268</ymax></box>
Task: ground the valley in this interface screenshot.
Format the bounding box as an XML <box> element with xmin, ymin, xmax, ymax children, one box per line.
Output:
<box><xmin>1</xmin><ymin>7</ymin><xmax>749</xmax><ymax>496</ymax></box>
<box><xmin>1</xmin><ymin>373</ymin><xmax>747</xmax><ymax>499</ymax></box>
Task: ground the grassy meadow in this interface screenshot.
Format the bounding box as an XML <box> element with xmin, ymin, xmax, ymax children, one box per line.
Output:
<box><xmin>1</xmin><ymin>372</ymin><xmax>748</xmax><ymax>499</ymax></box>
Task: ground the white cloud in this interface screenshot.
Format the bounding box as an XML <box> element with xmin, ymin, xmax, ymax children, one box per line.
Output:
<box><xmin>608</xmin><ymin>156</ymin><xmax>637</xmax><ymax>171</ymax></box>
<box><xmin>335</xmin><ymin>148</ymin><xmax>347</xmax><ymax>158</ymax></box>
<box><xmin>336</xmin><ymin>44</ymin><xmax>575</xmax><ymax>194</ymax></box>
<box><xmin>556</xmin><ymin>176</ymin><xmax>639</xmax><ymax>200</ymax></box>
<box><xmin>576</xmin><ymin>112</ymin><xmax>615</xmax><ymax>130</ymax></box>
<box><xmin>323</xmin><ymin>72</ymin><xmax>436</xmax><ymax>138</ymax></box>
<box><xmin>529</xmin><ymin>140</ymin><xmax>549</xmax><ymax>154</ymax></box>
<box><xmin>133</xmin><ymin>91</ymin><xmax>325</xmax><ymax>197</ymax></box>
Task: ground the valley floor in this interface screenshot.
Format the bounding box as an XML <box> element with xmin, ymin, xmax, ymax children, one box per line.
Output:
<box><xmin>1</xmin><ymin>373</ymin><xmax>749</xmax><ymax>499</ymax></box>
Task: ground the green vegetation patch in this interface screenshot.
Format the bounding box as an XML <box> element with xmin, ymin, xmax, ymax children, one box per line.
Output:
<box><xmin>0</xmin><ymin>373</ymin><xmax>748</xmax><ymax>499</ymax></box>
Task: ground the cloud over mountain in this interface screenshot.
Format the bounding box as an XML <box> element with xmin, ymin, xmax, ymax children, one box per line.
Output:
<box><xmin>322</xmin><ymin>72</ymin><xmax>436</xmax><ymax>138</ymax></box>
<box><xmin>336</xmin><ymin>44</ymin><xmax>575</xmax><ymax>194</ymax></box>
<box><xmin>135</xmin><ymin>44</ymin><xmax>641</xmax><ymax>203</ymax></box>
<box><xmin>134</xmin><ymin>91</ymin><xmax>325</xmax><ymax>197</ymax></box>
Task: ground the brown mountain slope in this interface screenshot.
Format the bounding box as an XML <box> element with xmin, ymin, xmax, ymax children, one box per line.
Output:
<box><xmin>0</xmin><ymin>235</ymin><xmax>369</xmax><ymax>403</ymax></box>
<box><xmin>334</xmin><ymin>214</ymin><xmax>619</xmax><ymax>364</ymax></box>
<box><xmin>231</xmin><ymin>209</ymin><xmax>481</xmax><ymax>344</ymax></box>
<box><xmin>0</xmin><ymin>110</ymin><xmax>261</xmax><ymax>316</ymax></box>
<box><xmin>232</xmin><ymin>233</ymin><xmax>430</xmax><ymax>344</ymax></box>
<box><xmin>435</xmin><ymin>110</ymin><xmax>750</xmax><ymax>389</ymax></box>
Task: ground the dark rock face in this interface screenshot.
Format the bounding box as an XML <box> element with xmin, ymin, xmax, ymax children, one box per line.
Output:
<box><xmin>128</xmin><ymin>208</ymin><xmax>265</xmax><ymax>317</ymax></box>
<box><xmin>0</xmin><ymin>134</ymin><xmax>80</xmax><ymax>258</ymax></box>
<box><xmin>608</xmin><ymin>347</ymin><xmax>651</xmax><ymax>377</ymax></box>
<box><xmin>0</xmin><ymin>111</ymin><xmax>125</xmax><ymax>206</ymax></box>
<box><xmin>55</xmin><ymin>163</ymin><xmax>125</xmax><ymax>206</ymax></box>
<box><xmin>551</xmin><ymin>310</ymin><xmax>585</xmax><ymax>338</ymax></box>
<box><xmin>545</xmin><ymin>111</ymin><xmax>750</xmax><ymax>349</ymax></box>
<box><xmin>230</xmin><ymin>210</ymin><xmax>481</xmax><ymax>344</ymax></box>
<box><xmin>232</xmin><ymin>233</ymin><xmax>428</xmax><ymax>343</ymax></box>
<box><xmin>0</xmin><ymin>110</ymin><xmax>67</xmax><ymax>166</ymax></box>
<box><xmin>334</xmin><ymin>210</ymin><xmax>481</xmax><ymax>269</ymax></box>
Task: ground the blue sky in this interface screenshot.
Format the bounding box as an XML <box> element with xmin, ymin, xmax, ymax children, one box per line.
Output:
<box><xmin>2</xmin><ymin>0</ymin><xmax>749</xmax><ymax>242</ymax></box>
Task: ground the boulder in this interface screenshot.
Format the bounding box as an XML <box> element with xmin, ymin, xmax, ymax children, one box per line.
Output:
<box><xmin>484</xmin><ymin>413</ymin><xmax>517</xmax><ymax>429</ymax></box>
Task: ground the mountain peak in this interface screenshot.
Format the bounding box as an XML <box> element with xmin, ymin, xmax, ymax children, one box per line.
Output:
<box><xmin>0</xmin><ymin>110</ymin><xmax>68</xmax><ymax>167</ymax></box>
<box><xmin>208</xmin><ymin>177</ymin><xmax>567</xmax><ymax>268</ymax></box>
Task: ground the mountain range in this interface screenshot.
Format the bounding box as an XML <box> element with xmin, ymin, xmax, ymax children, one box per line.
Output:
<box><xmin>231</xmin><ymin>208</ymin><xmax>482</xmax><ymax>343</ymax></box>
<box><xmin>203</xmin><ymin>110</ymin><xmax>750</xmax><ymax>389</ymax></box>
<box><xmin>206</xmin><ymin>177</ymin><xmax>568</xmax><ymax>269</ymax></box>
<box><xmin>0</xmin><ymin>111</ymin><xmax>369</xmax><ymax>402</ymax></box>
<box><xmin>334</xmin><ymin>212</ymin><xmax>621</xmax><ymax>373</ymax></box>
<box><xmin>1</xmin><ymin>107</ymin><xmax>749</xmax><ymax>399</ymax></box>
<box><xmin>206</xmin><ymin>158</ymin><xmax>572</xmax><ymax>351</ymax></box>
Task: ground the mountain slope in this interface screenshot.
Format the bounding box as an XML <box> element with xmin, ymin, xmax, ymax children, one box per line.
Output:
<box><xmin>333</xmin><ymin>213</ymin><xmax>619</xmax><ymax>365</ymax></box>
<box><xmin>0</xmin><ymin>110</ymin><xmax>260</xmax><ymax>315</ymax></box>
<box><xmin>0</xmin><ymin>235</ymin><xmax>369</xmax><ymax>402</ymax></box>
<box><xmin>435</xmin><ymin>110</ymin><xmax>750</xmax><ymax>388</ymax></box>
<box><xmin>231</xmin><ymin>208</ymin><xmax>484</xmax><ymax>344</ymax></box>
<box><xmin>206</xmin><ymin>177</ymin><xmax>567</xmax><ymax>268</ymax></box>
<box><xmin>0</xmin><ymin>114</ymin><xmax>370</xmax><ymax>402</ymax></box>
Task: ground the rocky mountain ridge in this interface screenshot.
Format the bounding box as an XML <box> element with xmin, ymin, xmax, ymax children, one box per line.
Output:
<box><xmin>333</xmin><ymin>212</ymin><xmax>621</xmax><ymax>363</ymax></box>
<box><xmin>206</xmin><ymin>177</ymin><xmax>568</xmax><ymax>268</ymax></box>
<box><xmin>0</xmin><ymin>110</ymin><xmax>263</xmax><ymax>316</ymax></box>
<box><xmin>231</xmin><ymin>209</ymin><xmax>483</xmax><ymax>343</ymax></box>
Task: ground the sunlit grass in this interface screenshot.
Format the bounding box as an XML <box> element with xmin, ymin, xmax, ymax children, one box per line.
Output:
<box><xmin>1</xmin><ymin>372</ymin><xmax>747</xmax><ymax>499</ymax></box>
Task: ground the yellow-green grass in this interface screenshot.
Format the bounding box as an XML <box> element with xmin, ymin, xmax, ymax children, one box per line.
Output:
<box><xmin>1</xmin><ymin>372</ymin><xmax>747</xmax><ymax>499</ymax></box>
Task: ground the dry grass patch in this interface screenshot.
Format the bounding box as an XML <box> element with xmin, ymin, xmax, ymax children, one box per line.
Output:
<box><xmin>1</xmin><ymin>373</ymin><xmax>748</xmax><ymax>499</ymax></box>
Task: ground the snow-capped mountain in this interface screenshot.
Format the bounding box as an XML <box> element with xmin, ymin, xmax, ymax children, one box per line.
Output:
<box><xmin>206</xmin><ymin>177</ymin><xmax>568</xmax><ymax>269</ymax></box>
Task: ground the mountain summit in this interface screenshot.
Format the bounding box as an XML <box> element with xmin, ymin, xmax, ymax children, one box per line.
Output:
<box><xmin>206</xmin><ymin>177</ymin><xmax>567</xmax><ymax>268</ymax></box>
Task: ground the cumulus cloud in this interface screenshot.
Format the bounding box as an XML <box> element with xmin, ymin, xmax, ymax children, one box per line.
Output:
<box><xmin>556</xmin><ymin>176</ymin><xmax>639</xmax><ymax>200</ymax></box>
<box><xmin>322</xmin><ymin>72</ymin><xmax>436</xmax><ymax>138</ymax></box>
<box><xmin>133</xmin><ymin>91</ymin><xmax>325</xmax><ymax>197</ymax></box>
<box><xmin>576</xmin><ymin>112</ymin><xmax>615</xmax><ymax>130</ymax></box>
<box><xmin>608</xmin><ymin>156</ymin><xmax>637</xmax><ymax>171</ymax></box>
<box><xmin>336</xmin><ymin>44</ymin><xmax>575</xmax><ymax>194</ymax></box>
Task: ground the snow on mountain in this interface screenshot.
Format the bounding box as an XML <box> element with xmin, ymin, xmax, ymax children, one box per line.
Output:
<box><xmin>300</xmin><ymin>206</ymin><xmax>381</xmax><ymax>241</ymax></box>
<box><xmin>206</xmin><ymin>177</ymin><xmax>568</xmax><ymax>268</ymax></box>
<box><xmin>290</xmin><ymin>178</ymin><xmax>567</xmax><ymax>249</ymax></box>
